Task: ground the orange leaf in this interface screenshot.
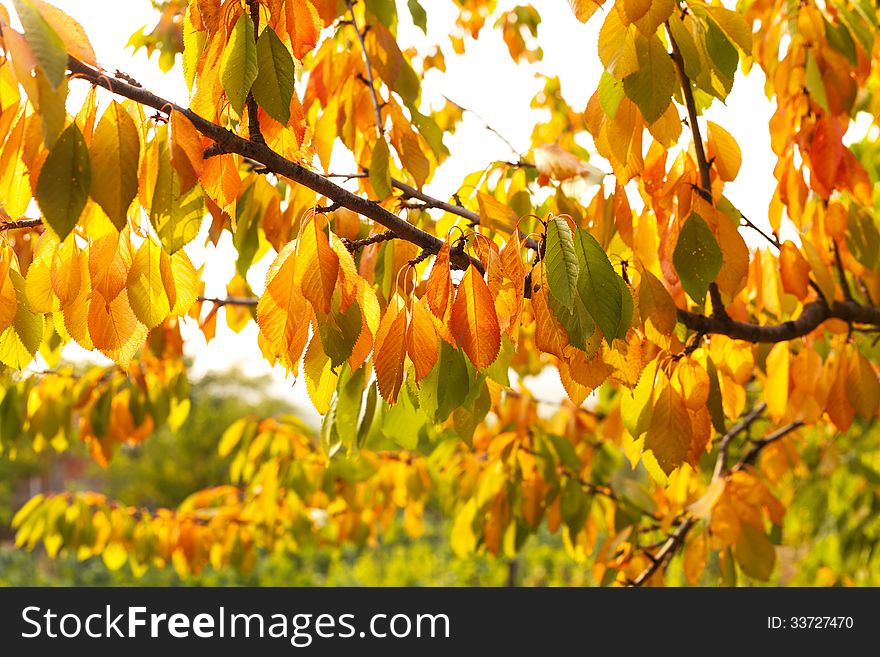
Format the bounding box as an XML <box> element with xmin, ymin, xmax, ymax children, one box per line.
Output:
<box><xmin>285</xmin><ymin>0</ymin><xmax>322</xmax><ymax>60</ymax></box>
<box><xmin>297</xmin><ymin>214</ymin><xmax>339</xmax><ymax>314</ymax></box>
<box><xmin>406</xmin><ymin>297</ymin><xmax>439</xmax><ymax>382</ymax></box>
<box><xmin>764</xmin><ymin>343</ymin><xmax>790</xmax><ymax>421</ymax></box>
<box><xmin>779</xmin><ymin>241</ymin><xmax>810</xmax><ymax>300</ymax></box>
<box><xmin>426</xmin><ymin>243</ymin><xmax>454</xmax><ymax>343</ymax></box>
<box><xmin>373</xmin><ymin>295</ymin><xmax>407</xmax><ymax>404</ymax></box>
<box><xmin>451</xmin><ymin>265</ymin><xmax>501</xmax><ymax>369</ymax></box>
<box><xmin>87</xmin><ymin>289</ymin><xmax>148</xmax><ymax>365</ymax></box>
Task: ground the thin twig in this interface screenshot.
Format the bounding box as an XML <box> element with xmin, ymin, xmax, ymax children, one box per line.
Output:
<box><xmin>712</xmin><ymin>402</ymin><xmax>767</xmax><ymax>479</ymax></box>
<box><xmin>441</xmin><ymin>93</ymin><xmax>523</xmax><ymax>160</ymax></box>
<box><xmin>347</xmin><ymin>0</ymin><xmax>384</xmax><ymax>134</ymax></box>
<box><xmin>833</xmin><ymin>240</ymin><xmax>853</xmax><ymax>302</ymax></box>
<box><xmin>0</xmin><ymin>218</ymin><xmax>43</xmax><ymax>231</ymax></box>
<box><xmin>342</xmin><ymin>229</ymin><xmax>397</xmax><ymax>253</ymax></box>
<box><xmin>198</xmin><ymin>295</ymin><xmax>259</xmax><ymax>307</ymax></box>
<box><xmin>630</xmin><ymin>517</ymin><xmax>696</xmax><ymax>586</ymax></box>
<box><xmin>732</xmin><ymin>421</ymin><xmax>804</xmax><ymax>472</ymax></box>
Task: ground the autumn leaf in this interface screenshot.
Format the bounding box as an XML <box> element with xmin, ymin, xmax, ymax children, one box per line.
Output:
<box><xmin>373</xmin><ymin>295</ymin><xmax>408</xmax><ymax>404</ymax></box>
<box><xmin>451</xmin><ymin>266</ymin><xmax>501</xmax><ymax>369</ymax></box>
<box><xmin>219</xmin><ymin>13</ymin><xmax>258</xmax><ymax>117</ymax></box>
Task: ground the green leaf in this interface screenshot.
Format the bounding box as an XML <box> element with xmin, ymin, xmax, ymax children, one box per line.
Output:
<box><xmin>253</xmin><ymin>27</ymin><xmax>294</xmax><ymax>124</ymax></box>
<box><xmin>573</xmin><ymin>228</ymin><xmax>625</xmax><ymax>346</ymax></box>
<box><xmin>407</xmin><ymin>0</ymin><xmax>428</xmax><ymax>33</ymax></box>
<box><xmin>219</xmin><ymin>13</ymin><xmax>258</xmax><ymax>117</ymax></box>
<box><xmin>673</xmin><ymin>212</ymin><xmax>723</xmax><ymax>306</ymax></box>
<box><xmin>381</xmin><ymin>382</ymin><xmax>424</xmax><ymax>449</ymax></box>
<box><xmin>89</xmin><ymin>101</ymin><xmax>141</xmax><ymax>231</ymax></box>
<box><xmin>847</xmin><ymin>205</ymin><xmax>880</xmax><ymax>270</ymax></box>
<box><xmin>561</xmin><ymin>477</ymin><xmax>589</xmax><ymax>535</ymax></box>
<box><xmin>668</xmin><ymin>12</ymin><xmax>702</xmax><ymax>80</ymax></box>
<box><xmin>597</xmin><ymin>70</ymin><xmax>624</xmax><ymax>118</ymax></box>
<box><xmin>334</xmin><ymin>364</ymin><xmax>367</xmax><ymax>451</ymax></box>
<box><xmin>706</xmin><ymin>358</ymin><xmax>726</xmax><ymax>434</ymax></box>
<box><xmin>316</xmin><ymin>297</ymin><xmax>362</xmax><ymax>368</ymax></box>
<box><xmin>419</xmin><ymin>341</ymin><xmax>469</xmax><ymax>423</ymax></box>
<box><xmin>369</xmin><ymin>138</ymin><xmax>393</xmax><ymax>199</ymax></box>
<box><xmin>0</xmin><ymin>386</ymin><xmax>23</xmax><ymax>444</ymax></box>
<box><xmin>150</xmin><ymin>140</ymin><xmax>205</xmax><ymax>254</ymax></box>
<box><xmin>623</xmin><ymin>33</ymin><xmax>677</xmax><ymax>124</ymax></box>
<box><xmin>549</xmin><ymin>292</ymin><xmax>594</xmax><ymax>352</ymax></box>
<box><xmin>705</xmin><ymin>17</ymin><xmax>738</xmax><ymax>90</ymax></box>
<box><xmin>35</xmin><ymin>68</ymin><xmax>67</xmax><ymax>149</ymax></box>
<box><xmin>734</xmin><ymin>523</ymin><xmax>776</xmax><ymax>581</ymax></box>
<box><xmin>35</xmin><ymin>123</ymin><xmax>91</xmax><ymax>241</ymax></box>
<box><xmin>544</xmin><ymin>216</ymin><xmax>580</xmax><ymax>309</ymax></box>
<box><xmin>357</xmin><ymin>382</ymin><xmax>379</xmax><ymax>448</ymax></box>
<box><xmin>233</xmin><ymin>184</ymin><xmax>262</xmax><ymax>276</ymax></box>
<box><xmin>484</xmin><ymin>334</ymin><xmax>514</xmax><ymax>386</ymax></box>
<box><xmin>12</xmin><ymin>0</ymin><xmax>67</xmax><ymax>88</ymax></box>
<box><xmin>804</xmin><ymin>52</ymin><xmax>829</xmax><ymax>114</ymax></box>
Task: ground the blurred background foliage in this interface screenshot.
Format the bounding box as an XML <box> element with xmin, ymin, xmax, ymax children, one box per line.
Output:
<box><xmin>2</xmin><ymin>367</ymin><xmax>878</xmax><ymax>587</ymax></box>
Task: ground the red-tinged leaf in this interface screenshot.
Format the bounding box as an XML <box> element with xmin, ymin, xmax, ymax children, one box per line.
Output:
<box><xmin>285</xmin><ymin>0</ymin><xmax>322</xmax><ymax>60</ymax></box>
<box><xmin>373</xmin><ymin>296</ymin><xmax>407</xmax><ymax>404</ymax></box>
<box><xmin>258</xmin><ymin>241</ymin><xmax>311</xmax><ymax>375</ymax></box>
<box><xmin>451</xmin><ymin>265</ymin><xmax>501</xmax><ymax>369</ymax></box>
<box><xmin>426</xmin><ymin>243</ymin><xmax>454</xmax><ymax>343</ymax></box>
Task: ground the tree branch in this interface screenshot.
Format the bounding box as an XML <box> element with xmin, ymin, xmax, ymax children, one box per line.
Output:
<box><xmin>712</xmin><ymin>402</ymin><xmax>766</xmax><ymax>479</ymax></box>
<box><xmin>198</xmin><ymin>295</ymin><xmax>259</xmax><ymax>307</ymax></box>
<box><xmin>677</xmin><ymin>297</ymin><xmax>880</xmax><ymax>343</ymax></box>
<box><xmin>63</xmin><ymin>54</ymin><xmax>483</xmax><ymax>274</ymax></box>
<box><xmin>630</xmin><ymin>516</ymin><xmax>696</xmax><ymax>586</ymax></box>
<box><xmin>666</xmin><ymin>21</ymin><xmax>711</xmax><ymax>197</ymax></box>
<box><xmin>346</xmin><ymin>0</ymin><xmax>384</xmax><ymax>134</ymax></box>
<box><xmin>732</xmin><ymin>421</ymin><xmax>804</xmax><ymax>472</ymax></box>
<box><xmin>0</xmin><ymin>218</ymin><xmax>43</xmax><ymax>231</ymax></box>
<box><xmin>244</xmin><ymin>0</ymin><xmax>266</xmax><ymax>144</ymax></box>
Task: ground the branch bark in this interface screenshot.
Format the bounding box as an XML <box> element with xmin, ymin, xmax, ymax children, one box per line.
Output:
<box><xmin>63</xmin><ymin>55</ymin><xmax>484</xmax><ymax>274</ymax></box>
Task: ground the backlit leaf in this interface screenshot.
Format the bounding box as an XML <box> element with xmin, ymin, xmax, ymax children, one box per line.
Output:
<box><xmin>673</xmin><ymin>212</ymin><xmax>722</xmax><ymax>306</ymax></box>
<box><xmin>573</xmin><ymin>227</ymin><xmax>625</xmax><ymax>345</ymax></box>
<box><xmin>219</xmin><ymin>13</ymin><xmax>258</xmax><ymax>117</ymax></box>
<box><xmin>623</xmin><ymin>33</ymin><xmax>676</xmax><ymax>124</ymax></box>
<box><xmin>544</xmin><ymin>215</ymin><xmax>579</xmax><ymax>310</ymax></box>
<box><xmin>89</xmin><ymin>101</ymin><xmax>140</xmax><ymax>231</ymax></box>
<box><xmin>451</xmin><ymin>266</ymin><xmax>501</xmax><ymax>369</ymax></box>
<box><xmin>645</xmin><ymin>383</ymin><xmax>691</xmax><ymax>475</ymax></box>
<box><xmin>127</xmin><ymin>238</ymin><xmax>174</xmax><ymax>329</ymax></box>
<box><xmin>35</xmin><ymin>123</ymin><xmax>91</xmax><ymax>241</ymax></box>
<box><xmin>253</xmin><ymin>27</ymin><xmax>294</xmax><ymax>124</ymax></box>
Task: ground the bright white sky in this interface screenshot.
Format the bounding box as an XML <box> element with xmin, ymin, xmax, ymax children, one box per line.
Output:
<box><xmin>33</xmin><ymin>0</ymin><xmax>783</xmax><ymax>423</ymax></box>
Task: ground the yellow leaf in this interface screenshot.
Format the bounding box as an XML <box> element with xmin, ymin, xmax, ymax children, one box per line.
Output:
<box><xmin>170</xmin><ymin>250</ymin><xmax>198</xmax><ymax>316</ymax></box>
<box><xmin>533</xmin><ymin>144</ymin><xmax>603</xmax><ymax>183</ymax></box>
<box><xmin>675</xmin><ymin>358</ymin><xmax>710</xmax><ymax>410</ymax></box>
<box><xmin>707</xmin><ymin>121</ymin><xmax>742</xmax><ymax>182</ymax></box>
<box><xmin>734</xmin><ymin>523</ymin><xmax>776</xmax><ymax>581</ymax></box>
<box><xmin>0</xmin><ymin>246</ymin><xmax>17</xmax><ymax>333</ymax></box>
<box><xmin>24</xmin><ymin>231</ymin><xmax>59</xmax><ymax>313</ymax></box>
<box><xmin>764</xmin><ymin>343</ymin><xmax>790</xmax><ymax>421</ymax></box>
<box><xmin>89</xmin><ymin>230</ymin><xmax>133</xmax><ymax>302</ymax></box>
<box><xmin>297</xmin><ymin>214</ymin><xmax>339</xmax><ymax>314</ymax></box>
<box><xmin>620</xmin><ymin>0</ymin><xmax>651</xmax><ymax>24</ymax></box>
<box><xmin>845</xmin><ymin>349</ymin><xmax>879</xmax><ymax>420</ymax></box>
<box><xmin>257</xmin><ymin>241</ymin><xmax>311</xmax><ymax>375</ymax></box>
<box><xmin>30</xmin><ymin>0</ymin><xmax>97</xmax><ymax>66</ymax></box>
<box><xmin>683</xmin><ymin>530</ymin><xmax>708</xmax><ymax>585</ymax></box>
<box><xmin>646</xmin><ymin>383</ymin><xmax>691</xmax><ymax>475</ymax></box>
<box><xmin>303</xmin><ymin>335</ymin><xmax>337</xmax><ymax>414</ymax></box>
<box><xmin>779</xmin><ymin>241</ymin><xmax>810</xmax><ymax>300</ymax></box>
<box><xmin>631</xmin><ymin>0</ymin><xmax>673</xmax><ymax>35</ymax></box>
<box><xmin>568</xmin><ymin>0</ymin><xmax>605</xmax><ymax>22</ymax></box>
<box><xmin>87</xmin><ymin>289</ymin><xmax>147</xmax><ymax>365</ymax></box>
<box><xmin>598</xmin><ymin>7</ymin><xmax>638</xmax><ymax>79</ymax></box>
<box><xmin>476</xmin><ymin>191</ymin><xmax>518</xmax><ymax>232</ymax></box>
<box><xmin>451</xmin><ymin>265</ymin><xmax>501</xmax><ymax>369</ymax></box>
<box><xmin>62</xmin><ymin>244</ymin><xmax>93</xmax><ymax>349</ymax></box>
<box><xmin>50</xmin><ymin>235</ymin><xmax>82</xmax><ymax>308</ymax></box>
<box><xmin>127</xmin><ymin>238</ymin><xmax>174</xmax><ymax>329</ymax></box>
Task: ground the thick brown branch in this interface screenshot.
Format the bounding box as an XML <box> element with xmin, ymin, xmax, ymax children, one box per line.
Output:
<box><xmin>678</xmin><ymin>297</ymin><xmax>880</xmax><ymax>343</ymax></box>
<box><xmin>64</xmin><ymin>55</ymin><xmax>483</xmax><ymax>274</ymax></box>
